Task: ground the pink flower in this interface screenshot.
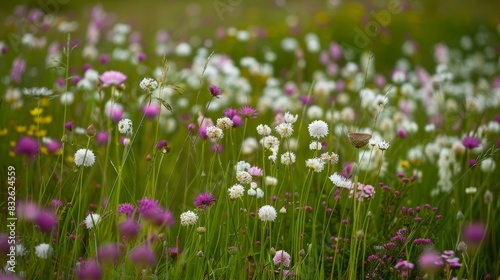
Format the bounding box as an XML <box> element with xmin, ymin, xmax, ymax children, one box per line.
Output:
<box><xmin>99</xmin><ymin>70</ymin><xmax>127</xmax><ymax>87</ymax></box>
<box><xmin>273</xmin><ymin>250</ymin><xmax>291</xmax><ymax>267</ymax></box>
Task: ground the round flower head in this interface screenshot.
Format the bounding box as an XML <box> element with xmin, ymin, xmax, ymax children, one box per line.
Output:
<box><xmin>216</xmin><ymin>117</ymin><xmax>234</xmax><ymax>130</ymax></box>
<box><xmin>139</xmin><ymin>77</ymin><xmax>159</xmax><ymax>91</ymax></box>
<box><xmin>35</xmin><ymin>243</ymin><xmax>53</xmax><ymax>259</ymax></box>
<box><xmin>206</xmin><ymin>126</ymin><xmax>224</xmax><ymax>142</ymax></box>
<box><xmin>280</xmin><ymin>151</ymin><xmax>296</xmax><ymax>165</ymax></box>
<box><xmin>13</xmin><ymin>136</ymin><xmax>39</xmax><ymax>160</ymax></box>
<box><xmin>180</xmin><ymin>210</ymin><xmax>198</xmax><ymax>226</ymax></box>
<box><xmin>306</xmin><ymin>158</ymin><xmax>325</xmax><ymax>172</ymax></box>
<box><xmin>240</xmin><ymin>106</ymin><xmax>258</xmax><ymax>118</ymax></box>
<box><xmin>99</xmin><ymin>70</ymin><xmax>127</xmax><ymax>87</ymax></box>
<box><xmin>329</xmin><ymin>172</ymin><xmax>352</xmax><ymax>188</ymax></box>
<box><xmin>461</xmin><ymin>136</ymin><xmax>481</xmax><ymax>150</ymax></box>
<box><xmin>129</xmin><ymin>245</ymin><xmax>156</xmax><ymax>267</ymax></box>
<box><xmin>257</xmin><ymin>124</ymin><xmax>272</xmax><ymax>136</ymax></box>
<box><xmin>377</xmin><ymin>139</ymin><xmax>390</xmax><ymax>150</ymax></box>
<box><xmin>273</xmin><ymin>250</ymin><xmax>291</xmax><ymax>267</ymax></box>
<box><xmin>208</xmin><ymin>84</ymin><xmax>222</xmax><ymax>98</ymax></box>
<box><xmin>275</xmin><ymin>123</ymin><xmax>294</xmax><ymax>138</ymax></box>
<box><xmin>228</xmin><ymin>184</ymin><xmax>245</xmax><ymax>199</ymax></box>
<box><xmin>347</xmin><ymin>132</ymin><xmax>372</xmax><ymax>148</ymax></box>
<box><xmin>308</xmin><ymin>120</ymin><xmax>329</xmax><ymax>139</ymax></box>
<box><xmin>194</xmin><ymin>193</ymin><xmax>216</xmax><ymax>209</ymax></box>
<box><xmin>84</xmin><ymin>213</ymin><xmax>101</xmax><ymax>229</ymax></box>
<box><xmin>284</xmin><ymin>112</ymin><xmax>298</xmax><ymax>124</ymax></box>
<box><xmin>74</xmin><ymin>149</ymin><xmax>95</xmax><ymax>167</ymax></box>
<box><xmin>77</xmin><ymin>260</ymin><xmax>102</xmax><ymax>280</ymax></box>
<box><xmin>258</xmin><ymin>205</ymin><xmax>277</xmax><ymax>222</ymax></box>
<box><xmin>236</xmin><ymin>171</ymin><xmax>253</xmax><ymax>184</ymax></box>
<box><xmin>118</xmin><ymin>118</ymin><xmax>133</xmax><ymax>135</ymax></box>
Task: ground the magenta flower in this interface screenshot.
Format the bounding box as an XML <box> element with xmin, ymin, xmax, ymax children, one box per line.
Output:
<box><xmin>97</xmin><ymin>244</ymin><xmax>120</xmax><ymax>264</ymax></box>
<box><xmin>142</xmin><ymin>104</ymin><xmax>161</xmax><ymax>119</ymax></box>
<box><xmin>96</xmin><ymin>131</ymin><xmax>109</xmax><ymax>146</ymax></box>
<box><xmin>211</xmin><ymin>143</ymin><xmax>223</xmax><ymax>154</ymax></box>
<box><xmin>117</xmin><ymin>203</ymin><xmax>135</xmax><ymax>217</ymax></box>
<box><xmin>99</xmin><ymin>70</ymin><xmax>127</xmax><ymax>87</ymax></box>
<box><xmin>461</xmin><ymin>136</ymin><xmax>481</xmax><ymax>150</ymax></box>
<box><xmin>273</xmin><ymin>250</ymin><xmax>291</xmax><ymax>267</ymax></box>
<box><xmin>208</xmin><ymin>84</ymin><xmax>222</xmax><ymax>98</ymax></box>
<box><xmin>10</xmin><ymin>57</ymin><xmax>26</xmax><ymax>84</ymax></box>
<box><xmin>240</xmin><ymin>106</ymin><xmax>258</xmax><ymax>119</ymax></box>
<box><xmin>46</xmin><ymin>139</ymin><xmax>62</xmax><ymax>154</ymax></box>
<box><xmin>129</xmin><ymin>245</ymin><xmax>157</xmax><ymax>267</ymax></box>
<box><xmin>463</xmin><ymin>222</ymin><xmax>486</xmax><ymax>245</ymax></box>
<box><xmin>35</xmin><ymin>210</ymin><xmax>58</xmax><ymax>233</ymax></box>
<box><xmin>194</xmin><ymin>193</ymin><xmax>217</xmax><ymax>209</ymax></box>
<box><xmin>138</xmin><ymin>198</ymin><xmax>161</xmax><ymax>219</ymax></box>
<box><xmin>119</xmin><ymin>219</ymin><xmax>140</xmax><ymax>238</ymax></box>
<box><xmin>248</xmin><ymin>166</ymin><xmax>263</xmax><ymax>176</ymax></box>
<box><xmin>231</xmin><ymin>115</ymin><xmax>243</xmax><ymax>127</ymax></box>
<box><xmin>13</xmin><ymin>136</ymin><xmax>39</xmax><ymax>160</ymax></box>
<box><xmin>156</xmin><ymin>140</ymin><xmax>168</xmax><ymax>149</ymax></box>
<box><xmin>77</xmin><ymin>260</ymin><xmax>102</xmax><ymax>280</ymax></box>
<box><xmin>418</xmin><ymin>250</ymin><xmax>443</xmax><ymax>273</ymax></box>
<box><xmin>152</xmin><ymin>209</ymin><xmax>175</xmax><ymax>227</ymax></box>
<box><xmin>65</xmin><ymin>121</ymin><xmax>74</xmax><ymax>131</ymax></box>
<box><xmin>224</xmin><ymin>108</ymin><xmax>238</xmax><ymax>118</ymax></box>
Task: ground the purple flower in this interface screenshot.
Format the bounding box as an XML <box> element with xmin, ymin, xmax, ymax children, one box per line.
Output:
<box><xmin>463</xmin><ymin>222</ymin><xmax>486</xmax><ymax>245</ymax></box>
<box><xmin>65</xmin><ymin>121</ymin><xmax>74</xmax><ymax>131</ymax></box>
<box><xmin>211</xmin><ymin>144</ymin><xmax>223</xmax><ymax>154</ymax></box>
<box><xmin>208</xmin><ymin>84</ymin><xmax>222</xmax><ymax>98</ymax></box>
<box><xmin>13</xmin><ymin>136</ymin><xmax>39</xmax><ymax>160</ymax></box>
<box><xmin>194</xmin><ymin>193</ymin><xmax>216</xmax><ymax>209</ymax></box>
<box><xmin>461</xmin><ymin>136</ymin><xmax>481</xmax><ymax>150</ymax></box>
<box><xmin>137</xmin><ymin>52</ymin><xmax>147</xmax><ymax>62</ymax></box>
<box><xmin>99</xmin><ymin>70</ymin><xmax>127</xmax><ymax>87</ymax></box>
<box><xmin>273</xmin><ymin>250</ymin><xmax>291</xmax><ymax>267</ymax></box>
<box><xmin>418</xmin><ymin>250</ymin><xmax>444</xmax><ymax>273</ymax></box>
<box><xmin>142</xmin><ymin>104</ymin><xmax>161</xmax><ymax>119</ymax></box>
<box><xmin>99</xmin><ymin>54</ymin><xmax>109</xmax><ymax>65</ymax></box>
<box><xmin>395</xmin><ymin>260</ymin><xmax>414</xmax><ymax>270</ymax></box>
<box><xmin>397</xmin><ymin>128</ymin><xmax>408</xmax><ymax>138</ymax></box>
<box><xmin>168</xmin><ymin>247</ymin><xmax>183</xmax><ymax>260</ymax></box>
<box><xmin>138</xmin><ymin>198</ymin><xmax>161</xmax><ymax>219</ymax></box>
<box><xmin>248</xmin><ymin>166</ymin><xmax>263</xmax><ymax>176</ymax></box>
<box><xmin>119</xmin><ymin>219</ymin><xmax>141</xmax><ymax>238</ymax></box>
<box><xmin>152</xmin><ymin>209</ymin><xmax>175</xmax><ymax>227</ymax></box>
<box><xmin>129</xmin><ymin>245</ymin><xmax>156</xmax><ymax>267</ymax></box>
<box><xmin>239</xmin><ymin>106</ymin><xmax>258</xmax><ymax>119</ymax></box>
<box><xmin>96</xmin><ymin>131</ymin><xmax>109</xmax><ymax>146</ymax></box>
<box><xmin>156</xmin><ymin>140</ymin><xmax>168</xmax><ymax>149</ymax></box>
<box><xmin>77</xmin><ymin>260</ymin><xmax>102</xmax><ymax>280</ymax></box>
<box><xmin>51</xmin><ymin>199</ymin><xmax>63</xmax><ymax>209</ymax></box>
<box><xmin>299</xmin><ymin>95</ymin><xmax>312</xmax><ymax>105</ymax></box>
<box><xmin>231</xmin><ymin>115</ymin><xmax>243</xmax><ymax>127</ymax></box>
<box><xmin>10</xmin><ymin>57</ymin><xmax>26</xmax><ymax>84</ymax></box>
<box><xmin>35</xmin><ymin>210</ymin><xmax>58</xmax><ymax>233</ymax></box>
<box><xmin>97</xmin><ymin>244</ymin><xmax>120</xmax><ymax>264</ymax></box>
<box><xmin>117</xmin><ymin>203</ymin><xmax>135</xmax><ymax>217</ymax></box>
<box><xmin>224</xmin><ymin>108</ymin><xmax>238</xmax><ymax>118</ymax></box>
<box><xmin>46</xmin><ymin>139</ymin><xmax>62</xmax><ymax>154</ymax></box>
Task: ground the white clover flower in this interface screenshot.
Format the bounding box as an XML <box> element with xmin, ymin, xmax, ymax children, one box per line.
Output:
<box><xmin>206</xmin><ymin>126</ymin><xmax>224</xmax><ymax>142</ymax></box>
<box><xmin>305</xmin><ymin>158</ymin><xmax>325</xmax><ymax>172</ymax></box>
<box><xmin>280</xmin><ymin>151</ymin><xmax>296</xmax><ymax>165</ymax></box>
<box><xmin>74</xmin><ymin>149</ymin><xmax>96</xmax><ymax>167</ymax></box>
<box><xmin>320</xmin><ymin>152</ymin><xmax>339</xmax><ymax>164</ymax></box>
<box><xmin>265</xmin><ymin>176</ymin><xmax>278</xmax><ymax>186</ymax></box>
<box><xmin>216</xmin><ymin>117</ymin><xmax>234</xmax><ymax>130</ymax></box>
<box><xmin>84</xmin><ymin>213</ymin><xmax>101</xmax><ymax>229</ymax></box>
<box><xmin>60</xmin><ymin>92</ymin><xmax>74</xmax><ymax>105</ymax></box>
<box><xmin>180</xmin><ymin>210</ymin><xmax>198</xmax><ymax>226</ymax></box>
<box><xmin>308</xmin><ymin>120</ymin><xmax>329</xmax><ymax>139</ymax></box>
<box><xmin>329</xmin><ymin>172</ymin><xmax>352</xmax><ymax>188</ymax></box>
<box><xmin>235</xmin><ymin>161</ymin><xmax>251</xmax><ymax>172</ymax></box>
<box><xmin>284</xmin><ymin>112</ymin><xmax>298</xmax><ymax>124</ymax></box>
<box><xmin>139</xmin><ymin>77</ymin><xmax>159</xmax><ymax>91</ymax></box>
<box><xmin>118</xmin><ymin>118</ymin><xmax>133</xmax><ymax>135</ymax></box>
<box><xmin>35</xmin><ymin>243</ymin><xmax>53</xmax><ymax>259</ymax></box>
<box><xmin>258</xmin><ymin>205</ymin><xmax>277</xmax><ymax>222</ymax></box>
<box><xmin>228</xmin><ymin>184</ymin><xmax>245</xmax><ymax>199</ymax></box>
<box><xmin>257</xmin><ymin>124</ymin><xmax>272</xmax><ymax>136</ymax></box>
<box><xmin>275</xmin><ymin>123</ymin><xmax>294</xmax><ymax>138</ymax></box>
<box><xmin>236</xmin><ymin>171</ymin><xmax>253</xmax><ymax>184</ymax></box>
<box><xmin>309</xmin><ymin>141</ymin><xmax>322</xmax><ymax>151</ymax></box>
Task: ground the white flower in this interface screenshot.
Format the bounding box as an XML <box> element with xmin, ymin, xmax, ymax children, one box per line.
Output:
<box><xmin>118</xmin><ymin>118</ymin><xmax>133</xmax><ymax>135</ymax></box>
<box><xmin>216</xmin><ymin>117</ymin><xmax>234</xmax><ymax>129</ymax></box>
<box><xmin>309</xmin><ymin>141</ymin><xmax>322</xmax><ymax>151</ymax></box>
<box><xmin>480</xmin><ymin>158</ymin><xmax>496</xmax><ymax>173</ymax></box>
<box><xmin>258</xmin><ymin>205</ymin><xmax>277</xmax><ymax>222</ymax></box>
<box><xmin>236</xmin><ymin>171</ymin><xmax>253</xmax><ymax>184</ymax></box>
<box><xmin>60</xmin><ymin>92</ymin><xmax>74</xmax><ymax>105</ymax></box>
<box><xmin>275</xmin><ymin>123</ymin><xmax>294</xmax><ymax>138</ymax></box>
<box><xmin>228</xmin><ymin>184</ymin><xmax>245</xmax><ymax>199</ymax></box>
<box><xmin>305</xmin><ymin>158</ymin><xmax>325</xmax><ymax>172</ymax></box>
<box><xmin>262</xmin><ymin>136</ymin><xmax>280</xmax><ymax>150</ymax></box>
<box><xmin>279</xmin><ymin>207</ymin><xmax>286</xmax><ymax>214</ymax></box>
<box><xmin>257</xmin><ymin>124</ymin><xmax>272</xmax><ymax>136</ymax></box>
<box><xmin>74</xmin><ymin>149</ymin><xmax>96</xmax><ymax>167</ymax></box>
<box><xmin>248</xmin><ymin>188</ymin><xmax>257</xmax><ymax>196</ymax></box>
<box><xmin>280</xmin><ymin>152</ymin><xmax>296</xmax><ymax>165</ymax></box>
<box><xmin>284</xmin><ymin>112</ymin><xmax>298</xmax><ymax>124</ymax></box>
<box><xmin>16</xmin><ymin>244</ymin><xmax>27</xmax><ymax>256</ymax></box>
<box><xmin>206</xmin><ymin>126</ymin><xmax>224</xmax><ymax>142</ymax></box>
<box><xmin>320</xmin><ymin>152</ymin><xmax>339</xmax><ymax>164</ymax></box>
<box><xmin>329</xmin><ymin>172</ymin><xmax>352</xmax><ymax>188</ymax></box>
<box><xmin>377</xmin><ymin>140</ymin><xmax>390</xmax><ymax>150</ymax></box>
<box><xmin>256</xmin><ymin>188</ymin><xmax>264</xmax><ymax>198</ymax></box>
<box><xmin>265</xmin><ymin>176</ymin><xmax>278</xmax><ymax>186</ymax></box>
<box><xmin>84</xmin><ymin>213</ymin><xmax>101</xmax><ymax>229</ymax></box>
<box><xmin>139</xmin><ymin>77</ymin><xmax>159</xmax><ymax>91</ymax></box>
<box><xmin>180</xmin><ymin>210</ymin><xmax>198</xmax><ymax>226</ymax></box>
<box><xmin>235</xmin><ymin>161</ymin><xmax>251</xmax><ymax>172</ymax></box>
<box><xmin>35</xmin><ymin>243</ymin><xmax>53</xmax><ymax>259</ymax></box>
<box><xmin>308</xmin><ymin>120</ymin><xmax>329</xmax><ymax>139</ymax></box>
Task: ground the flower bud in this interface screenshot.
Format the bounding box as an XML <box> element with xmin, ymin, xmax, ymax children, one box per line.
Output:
<box><xmin>86</xmin><ymin>124</ymin><xmax>96</xmax><ymax>138</ymax></box>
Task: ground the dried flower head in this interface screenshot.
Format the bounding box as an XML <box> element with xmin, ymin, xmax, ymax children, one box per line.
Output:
<box><xmin>347</xmin><ymin>132</ymin><xmax>372</xmax><ymax>148</ymax></box>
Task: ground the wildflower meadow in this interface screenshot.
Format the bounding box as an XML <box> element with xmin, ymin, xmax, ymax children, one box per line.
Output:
<box><xmin>0</xmin><ymin>1</ymin><xmax>499</xmax><ymax>279</ymax></box>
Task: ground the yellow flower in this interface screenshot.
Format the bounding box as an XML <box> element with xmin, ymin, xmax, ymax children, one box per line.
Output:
<box><xmin>0</xmin><ymin>128</ymin><xmax>8</xmax><ymax>136</ymax></box>
<box><xmin>35</xmin><ymin>130</ymin><xmax>47</xmax><ymax>137</ymax></box>
<box><xmin>30</xmin><ymin>108</ymin><xmax>43</xmax><ymax>116</ymax></box>
<box><xmin>40</xmin><ymin>98</ymin><xmax>50</xmax><ymax>107</ymax></box>
<box><xmin>67</xmin><ymin>155</ymin><xmax>74</xmax><ymax>163</ymax></box>
<box><xmin>16</xmin><ymin>126</ymin><xmax>27</xmax><ymax>133</ymax></box>
<box><xmin>41</xmin><ymin>147</ymin><xmax>48</xmax><ymax>155</ymax></box>
<box><xmin>9</xmin><ymin>151</ymin><xmax>15</xmax><ymax>157</ymax></box>
<box><xmin>400</xmin><ymin>160</ymin><xmax>410</xmax><ymax>169</ymax></box>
